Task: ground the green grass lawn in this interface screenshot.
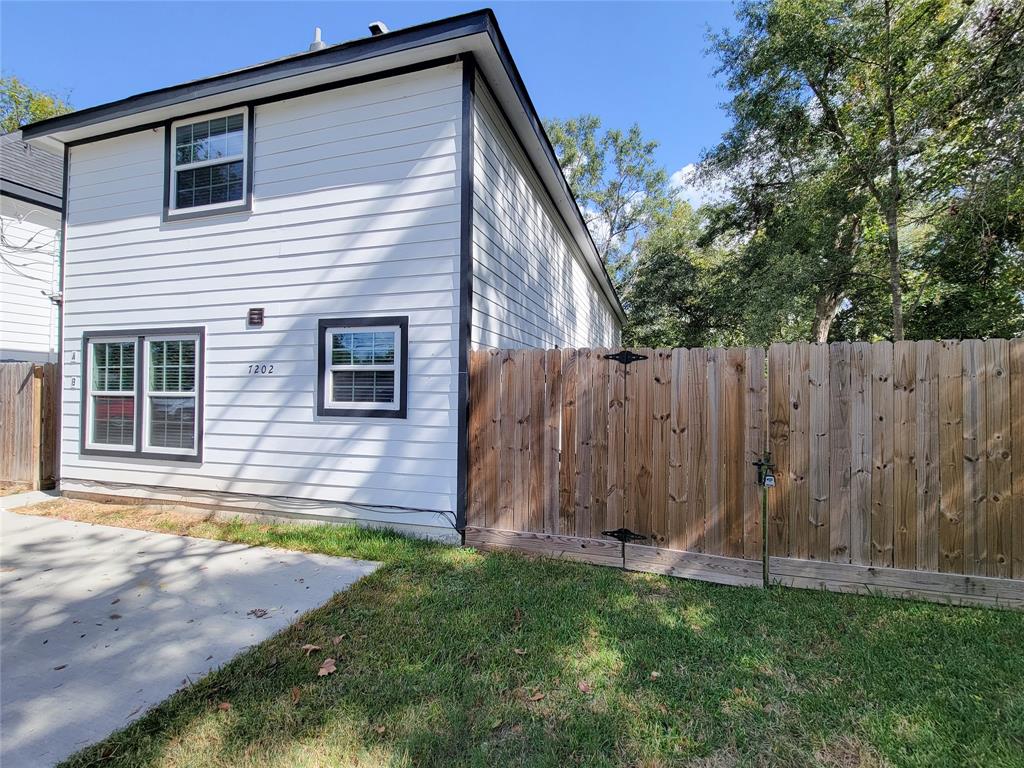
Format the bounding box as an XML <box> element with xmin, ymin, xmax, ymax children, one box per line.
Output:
<box><xmin>31</xmin><ymin>501</ymin><xmax>1024</xmax><ymax>768</ymax></box>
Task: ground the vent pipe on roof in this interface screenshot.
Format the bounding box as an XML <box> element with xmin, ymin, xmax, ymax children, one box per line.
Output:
<box><xmin>368</xmin><ymin>21</ymin><xmax>389</xmax><ymax>36</ymax></box>
<box><xmin>308</xmin><ymin>27</ymin><xmax>327</xmax><ymax>52</ymax></box>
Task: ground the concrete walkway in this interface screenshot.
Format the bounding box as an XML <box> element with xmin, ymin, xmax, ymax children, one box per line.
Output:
<box><xmin>0</xmin><ymin>507</ymin><xmax>379</xmax><ymax>766</ymax></box>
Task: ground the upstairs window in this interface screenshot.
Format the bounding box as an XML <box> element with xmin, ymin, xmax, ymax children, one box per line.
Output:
<box><xmin>166</xmin><ymin>109</ymin><xmax>251</xmax><ymax>219</ymax></box>
<box><xmin>317</xmin><ymin>317</ymin><xmax>408</xmax><ymax>419</ymax></box>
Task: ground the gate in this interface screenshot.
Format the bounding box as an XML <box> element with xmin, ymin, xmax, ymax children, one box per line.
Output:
<box><xmin>466</xmin><ymin>347</ymin><xmax>766</xmax><ymax>587</ymax></box>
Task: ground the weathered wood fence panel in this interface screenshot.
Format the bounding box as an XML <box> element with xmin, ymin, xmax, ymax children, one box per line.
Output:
<box><xmin>466</xmin><ymin>346</ymin><xmax>766</xmax><ymax>588</ymax></box>
<box><xmin>767</xmin><ymin>339</ymin><xmax>1024</xmax><ymax>607</ymax></box>
<box><xmin>468</xmin><ymin>340</ymin><xmax>1024</xmax><ymax>608</ymax></box>
<box><xmin>0</xmin><ymin>362</ymin><xmax>59</xmax><ymax>489</ymax></box>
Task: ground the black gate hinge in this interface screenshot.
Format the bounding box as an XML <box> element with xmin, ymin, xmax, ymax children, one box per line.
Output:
<box><xmin>604</xmin><ymin>350</ymin><xmax>648</xmax><ymax>365</ymax></box>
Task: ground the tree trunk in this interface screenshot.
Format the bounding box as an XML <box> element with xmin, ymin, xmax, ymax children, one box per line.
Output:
<box><xmin>883</xmin><ymin>0</ymin><xmax>905</xmax><ymax>341</ymax></box>
<box><xmin>812</xmin><ymin>290</ymin><xmax>845</xmax><ymax>343</ymax></box>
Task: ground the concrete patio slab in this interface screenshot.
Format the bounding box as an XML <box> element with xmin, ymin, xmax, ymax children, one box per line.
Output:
<box><xmin>0</xmin><ymin>508</ymin><xmax>379</xmax><ymax>767</ymax></box>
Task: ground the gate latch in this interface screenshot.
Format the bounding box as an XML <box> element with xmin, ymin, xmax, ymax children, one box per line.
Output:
<box><xmin>604</xmin><ymin>350</ymin><xmax>648</xmax><ymax>366</ymax></box>
<box><xmin>753</xmin><ymin>454</ymin><xmax>776</xmax><ymax>488</ymax></box>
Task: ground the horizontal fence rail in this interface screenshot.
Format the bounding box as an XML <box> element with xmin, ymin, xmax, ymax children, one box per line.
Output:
<box><xmin>466</xmin><ymin>340</ymin><xmax>1024</xmax><ymax>609</ymax></box>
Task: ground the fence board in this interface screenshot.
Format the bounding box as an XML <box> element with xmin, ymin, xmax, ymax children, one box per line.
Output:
<box><xmin>916</xmin><ymin>341</ymin><xmax>940</xmax><ymax>572</ymax></box>
<box><xmin>706</xmin><ymin>349</ymin><xmax>724</xmax><ymax>555</ymax></box>
<box><xmin>668</xmin><ymin>349</ymin><xmax>689</xmax><ymax>551</ymax></box>
<box><xmin>850</xmin><ymin>342</ymin><xmax>874</xmax><ymax>565</ymax></box>
<box><xmin>1012</xmin><ymin>339</ymin><xmax>1024</xmax><ymax>580</ymax></box>
<box><xmin>790</xmin><ymin>343</ymin><xmax>811</xmax><ymax>559</ymax></box>
<box><xmin>631</xmin><ymin>348</ymin><xmax>655</xmax><ymax>541</ymax></box>
<box><xmin>687</xmin><ymin>348</ymin><xmax>709</xmax><ymax>554</ymax></box>
<box><xmin>767</xmin><ymin>343</ymin><xmax>791</xmax><ymax>556</ymax></box>
<box><xmin>938</xmin><ymin>341</ymin><xmax>965</xmax><ymax>572</ymax></box>
<box><xmin>809</xmin><ymin>344</ymin><xmax>830</xmax><ymax>560</ymax></box>
<box><xmin>829</xmin><ymin>343</ymin><xmax>853</xmax><ymax>562</ymax></box>
<box><xmin>543</xmin><ymin>349</ymin><xmax>561</xmax><ymax>533</ymax></box>
<box><xmin>607</xmin><ymin>350</ymin><xmax>626</xmax><ymax>532</ymax></box>
<box><xmin>528</xmin><ymin>350</ymin><xmax>546</xmax><ymax>533</ymax></box>
<box><xmin>591</xmin><ymin>349</ymin><xmax>610</xmax><ymax>536</ymax></box>
<box><xmin>985</xmin><ymin>339</ymin><xmax>1011</xmax><ymax>578</ymax></box>
<box><xmin>871</xmin><ymin>341</ymin><xmax>895</xmax><ymax>568</ymax></box>
<box><xmin>558</xmin><ymin>349</ymin><xmax>577</xmax><ymax>535</ymax></box>
<box><xmin>744</xmin><ymin>347</ymin><xmax>766</xmax><ymax>562</ymax></box>
<box><xmin>650</xmin><ymin>349</ymin><xmax>672</xmax><ymax>546</ymax></box>
<box><xmin>963</xmin><ymin>339</ymin><xmax>988</xmax><ymax>575</ymax></box>
<box><xmin>575</xmin><ymin>349</ymin><xmax>594</xmax><ymax>538</ymax></box>
<box><xmin>894</xmin><ymin>340</ymin><xmax>918</xmax><ymax>569</ymax></box>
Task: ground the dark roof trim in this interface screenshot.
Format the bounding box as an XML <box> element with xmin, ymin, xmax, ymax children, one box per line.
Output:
<box><xmin>22</xmin><ymin>10</ymin><xmax>491</xmax><ymax>140</ymax></box>
<box><xmin>0</xmin><ymin>179</ymin><xmax>63</xmax><ymax>211</ymax></box>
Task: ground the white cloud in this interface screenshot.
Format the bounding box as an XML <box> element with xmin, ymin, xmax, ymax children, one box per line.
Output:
<box><xmin>669</xmin><ymin>163</ymin><xmax>730</xmax><ymax>209</ymax></box>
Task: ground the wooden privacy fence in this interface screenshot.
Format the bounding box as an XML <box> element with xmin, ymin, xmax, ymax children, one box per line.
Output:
<box><xmin>467</xmin><ymin>347</ymin><xmax>767</xmax><ymax>588</ymax></box>
<box><xmin>466</xmin><ymin>340</ymin><xmax>1024</xmax><ymax>609</ymax></box>
<box><xmin>0</xmin><ymin>362</ymin><xmax>59</xmax><ymax>490</ymax></box>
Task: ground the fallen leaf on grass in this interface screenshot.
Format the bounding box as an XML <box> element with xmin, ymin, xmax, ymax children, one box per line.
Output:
<box><xmin>528</xmin><ymin>690</ymin><xmax>545</xmax><ymax>702</ymax></box>
<box><xmin>512</xmin><ymin>648</ymin><xmax>527</xmax><ymax>656</ymax></box>
<box><xmin>217</xmin><ymin>702</ymin><xmax>232</xmax><ymax>711</ymax></box>
<box><xmin>291</xmin><ymin>686</ymin><xmax>301</xmax><ymax>705</ymax></box>
<box><xmin>318</xmin><ymin>658</ymin><xmax>337</xmax><ymax>676</ymax></box>
<box><xmin>578</xmin><ymin>681</ymin><xmax>593</xmax><ymax>694</ymax></box>
<box><xmin>649</xmin><ymin>671</ymin><xmax>661</xmax><ymax>680</ymax></box>
<box><xmin>373</xmin><ymin>725</ymin><xmax>386</xmax><ymax>734</ymax></box>
<box><xmin>332</xmin><ymin>635</ymin><xmax>345</xmax><ymax>646</ymax></box>
<box><xmin>301</xmin><ymin>644</ymin><xmax>322</xmax><ymax>656</ymax></box>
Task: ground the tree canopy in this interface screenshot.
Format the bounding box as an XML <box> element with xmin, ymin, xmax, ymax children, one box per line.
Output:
<box><xmin>1</xmin><ymin>75</ymin><xmax>72</xmax><ymax>134</ymax></box>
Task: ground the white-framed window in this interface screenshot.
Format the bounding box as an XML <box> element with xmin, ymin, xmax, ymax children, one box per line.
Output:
<box><xmin>143</xmin><ymin>335</ymin><xmax>200</xmax><ymax>455</ymax></box>
<box><xmin>168</xmin><ymin>108</ymin><xmax>249</xmax><ymax>215</ymax></box>
<box><xmin>317</xmin><ymin>317</ymin><xmax>408</xmax><ymax>418</ymax></box>
<box><xmin>82</xmin><ymin>329</ymin><xmax>204</xmax><ymax>461</ymax></box>
<box><xmin>86</xmin><ymin>338</ymin><xmax>137</xmax><ymax>451</ymax></box>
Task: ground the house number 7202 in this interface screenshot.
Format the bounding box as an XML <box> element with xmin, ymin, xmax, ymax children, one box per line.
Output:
<box><xmin>248</xmin><ymin>364</ymin><xmax>274</xmax><ymax>375</ymax></box>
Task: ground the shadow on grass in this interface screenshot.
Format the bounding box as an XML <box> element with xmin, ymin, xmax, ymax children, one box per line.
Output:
<box><xmin>50</xmin><ymin>511</ymin><xmax>1024</xmax><ymax>768</ymax></box>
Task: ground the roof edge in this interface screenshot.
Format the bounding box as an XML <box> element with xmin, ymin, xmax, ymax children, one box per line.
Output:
<box><xmin>22</xmin><ymin>9</ymin><xmax>493</xmax><ymax>141</ymax></box>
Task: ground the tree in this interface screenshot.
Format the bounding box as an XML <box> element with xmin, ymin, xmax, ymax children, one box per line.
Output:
<box><xmin>706</xmin><ymin>0</ymin><xmax>1022</xmax><ymax>341</ymax></box>
<box><xmin>545</xmin><ymin>116</ymin><xmax>674</xmax><ymax>287</ymax></box>
<box><xmin>1</xmin><ymin>75</ymin><xmax>72</xmax><ymax>133</ymax></box>
<box><xmin>623</xmin><ymin>202</ymin><xmax>733</xmax><ymax>347</ymax></box>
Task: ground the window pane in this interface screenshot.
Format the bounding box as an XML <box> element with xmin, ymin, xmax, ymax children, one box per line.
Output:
<box><xmin>92</xmin><ymin>396</ymin><xmax>135</xmax><ymax>446</ymax></box>
<box><xmin>174</xmin><ymin>114</ymin><xmax>243</xmax><ymax>170</ymax></box>
<box><xmin>149</xmin><ymin>396</ymin><xmax>196</xmax><ymax>449</ymax></box>
<box><xmin>332</xmin><ymin>333</ymin><xmax>353</xmax><ymax>365</ymax></box>
<box><xmin>92</xmin><ymin>342</ymin><xmax>135</xmax><ymax>392</ymax></box>
<box><xmin>175</xmin><ymin>161</ymin><xmax>244</xmax><ymax>210</ymax></box>
<box><xmin>373</xmin><ymin>331</ymin><xmax>396</xmax><ymax>364</ymax></box>
<box><xmin>332</xmin><ymin>370</ymin><xmax>395</xmax><ymax>404</ymax></box>
<box><xmin>351</xmin><ymin>333</ymin><xmax>374</xmax><ymax>364</ymax></box>
<box><xmin>150</xmin><ymin>339</ymin><xmax>196</xmax><ymax>393</ymax></box>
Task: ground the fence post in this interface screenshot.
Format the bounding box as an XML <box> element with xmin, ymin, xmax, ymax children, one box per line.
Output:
<box><xmin>30</xmin><ymin>365</ymin><xmax>44</xmax><ymax>490</ymax></box>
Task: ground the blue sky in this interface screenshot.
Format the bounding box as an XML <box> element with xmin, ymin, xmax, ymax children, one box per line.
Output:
<box><xmin>2</xmin><ymin>2</ymin><xmax>737</xmax><ymax>194</ymax></box>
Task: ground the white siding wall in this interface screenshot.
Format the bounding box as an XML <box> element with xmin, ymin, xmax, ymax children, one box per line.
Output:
<box><xmin>0</xmin><ymin>197</ymin><xmax>59</xmax><ymax>362</ymax></box>
<box><xmin>471</xmin><ymin>79</ymin><xmax>619</xmax><ymax>349</ymax></box>
<box><xmin>60</xmin><ymin>64</ymin><xmax>464</xmax><ymax>532</ymax></box>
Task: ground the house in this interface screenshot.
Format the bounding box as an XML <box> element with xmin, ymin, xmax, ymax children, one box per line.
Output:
<box><xmin>0</xmin><ymin>131</ymin><xmax>63</xmax><ymax>362</ymax></box>
<box><xmin>21</xmin><ymin>9</ymin><xmax>624</xmax><ymax>540</ymax></box>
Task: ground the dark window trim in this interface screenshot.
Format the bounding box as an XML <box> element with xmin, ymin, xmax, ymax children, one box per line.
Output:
<box><xmin>80</xmin><ymin>327</ymin><xmax>205</xmax><ymax>463</ymax></box>
<box><xmin>162</xmin><ymin>105</ymin><xmax>254</xmax><ymax>223</ymax></box>
<box><xmin>316</xmin><ymin>316</ymin><xmax>408</xmax><ymax>419</ymax></box>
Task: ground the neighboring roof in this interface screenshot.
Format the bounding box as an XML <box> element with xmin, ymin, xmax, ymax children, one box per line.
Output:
<box><xmin>20</xmin><ymin>9</ymin><xmax>624</xmax><ymax>322</ymax></box>
<box><xmin>0</xmin><ymin>130</ymin><xmax>63</xmax><ymax>211</ymax></box>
